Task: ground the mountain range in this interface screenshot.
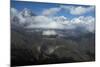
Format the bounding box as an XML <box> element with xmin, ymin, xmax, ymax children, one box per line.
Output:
<box><xmin>11</xmin><ymin>8</ymin><xmax>95</xmax><ymax>66</ymax></box>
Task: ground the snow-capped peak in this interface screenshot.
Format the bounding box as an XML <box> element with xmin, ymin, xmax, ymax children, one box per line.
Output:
<box><xmin>19</xmin><ymin>8</ymin><xmax>35</xmax><ymax>17</ymax></box>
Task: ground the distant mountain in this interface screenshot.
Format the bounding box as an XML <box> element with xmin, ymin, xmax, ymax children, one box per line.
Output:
<box><xmin>11</xmin><ymin>8</ymin><xmax>36</xmax><ymax>27</ymax></box>
<box><xmin>19</xmin><ymin>8</ymin><xmax>36</xmax><ymax>17</ymax></box>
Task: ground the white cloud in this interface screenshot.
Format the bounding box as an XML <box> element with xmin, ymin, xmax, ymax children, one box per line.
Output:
<box><xmin>26</xmin><ymin>16</ymin><xmax>64</xmax><ymax>29</ymax></box>
<box><xmin>61</xmin><ymin>5</ymin><xmax>94</xmax><ymax>15</ymax></box>
<box><xmin>42</xmin><ymin>6</ymin><xmax>94</xmax><ymax>16</ymax></box>
<box><xmin>33</xmin><ymin>16</ymin><xmax>52</xmax><ymax>24</ymax></box>
<box><xmin>42</xmin><ymin>30</ymin><xmax>57</xmax><ymax>36</ymax></box>
<box><xmin>26</xmin><ymin>16</ymin><xmax>52</xmax><ymax>28</ymax></box>
<box><xmin>11</xmin><ymin>8</ymin><xmax>18</xmax><ymax>18</ymax></box>
<box><xmin>42</xmin><ymin>5</ymin><xmax>94</xmax><ymax>16</ymax></box>
<box><xmin>42</xmin><ymin>7</ymin><xmax>61</xmax><ymax>16</ymax></box>
<box><xmin>11</xmin><ymin>8</ymin><xmax>18</xmax><ymax>16</ymax></box>
<box><xmin>53</xmin><ymin>16</ymin><xmax>70</xmax><ymax>24</ymax></box>
<box><xmin>26</xmin><ymin>15</ymin><xmax>95</xmax><ymax>32</ymax></box>
<box><xmin>70</xmin><ymin>16</ymin><xmax>95</xmax><ymax>32</ymax></box>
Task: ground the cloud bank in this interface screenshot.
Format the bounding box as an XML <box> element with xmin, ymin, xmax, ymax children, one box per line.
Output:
<box><xmin>60</xmin><ymin>5</ymin><xmax>94</xmax><ymax>15</ymax></box>
<box><xmin>11</xmin><ymin>7</ymin><xmax>95</xmax><ymax>33</ymax></box>
<box><xmin>41</xmin><ymin>5</ymin><xmax>94</xmax><ymax>16</ymax></box>
<box><xmin>42</xmin><ymin>7</ymin><xmax>61</xmax><ymax>16</ymax></box>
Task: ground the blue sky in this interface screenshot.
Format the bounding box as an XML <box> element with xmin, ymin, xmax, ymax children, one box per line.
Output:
<box><xmin>11</xmin><ymin>0</ymin><xmax>95</xmax><ymax>19</ymax></box>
